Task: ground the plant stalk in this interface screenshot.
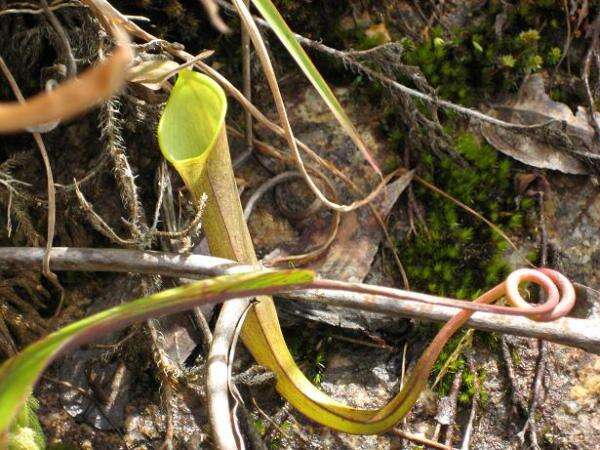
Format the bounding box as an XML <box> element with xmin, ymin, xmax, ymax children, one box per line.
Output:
<box><xmin>1</xmin><ymin>247</ymin><xmax>597</xmax><ymax>354</ymax></box>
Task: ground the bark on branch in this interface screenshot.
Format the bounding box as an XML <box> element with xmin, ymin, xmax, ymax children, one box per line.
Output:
<box><xmin>0</xmin><ymin>247</ymin><xmax>597</xmax><ymax>354</ymax></box>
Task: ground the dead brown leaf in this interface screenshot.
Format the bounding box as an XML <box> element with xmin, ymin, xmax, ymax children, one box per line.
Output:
<box><xmin>0</xmin><ymin>29</ymin><xmax>132</xmax><ymax>134</ymax></box>
<box><xmin>482</xmin><ymin>74</ymin><xmax>598</xmax><ymax>174</ymax></box>
<box><xmin>128</xmin><ymin>59</ymin><xmax>181</xmax><ymax>90</ymax></box>
<box><xmin>264</xmin><ymin>171</ymin><xmax>413</xmax><ymax>282</ymax></box>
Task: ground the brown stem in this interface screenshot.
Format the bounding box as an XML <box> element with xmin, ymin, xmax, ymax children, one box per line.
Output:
<box><xmin>0</xmin><ymin>247</ymin><xmax>594</xmax><ymax>353</ymax></box>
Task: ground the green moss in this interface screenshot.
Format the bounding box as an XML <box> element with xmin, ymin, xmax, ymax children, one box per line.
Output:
<box><xmin>398</xmin><ymin>132</ymin><xmax>524</xmax><ymax>299</ymax></box>
<box><xmin>511</xmin><ymin>346</ymin><xmax>522</xmax><ymax>367</ymax></box>
<box><xmin>253</xmin><ymin>417</ymin><xmax>267</xmax><ymax>436</ymax></box>
<box><xmin>460</xmin><ymin>368</ymin><xmax>489</xmax><ymax>406</ymax></box>
<box><xmin>252</xmin><ymin>416</ymin><xmax>292</xmax><ymax>449</ymax></box>
<box><xmin>517</xmin><ymin>29</ymin><xmax>541</xmax><ymax>44</ymax></box>
<box><xmin>267</xmin><ymin>421</ymin><xmax>292</xmax><ymax>449</ymax></box>
<box><xmin>431</xmin><ymin>334</ymin><xmax>468</xmax><ymax>395</ymax></box>
<box><xmin>385</xmin><ymin>2</ymin><xmax>570</xmax><ymax>105</ymax></box>
<box><xmin>500</xmin><ymin>54</ymin><xmax>517</xmax><ymax>68</ymax></box>
<box><xmin>392</xmin><ymin>130</ymin><xmax>531</xmax><ymax>405</ymax></box>
<box><xmin>288</xmin><ymin>327</ymin><xmax>331</xmax><ymax>386</ymax></box>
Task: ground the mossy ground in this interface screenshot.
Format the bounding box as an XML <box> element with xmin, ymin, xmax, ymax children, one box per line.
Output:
<box><xmin>345</xmin><ymin>0</ymin><xmax>583</xmax><ymax>106</ymax></box>
<box><xmin>394</xmin><ymin>129</ymin><xmax>535</xmax><ymax>400</ymax></box>
<box><xmin>337</xmin><ymin>1</ymin><xmax>574</xmax><ymax>402</ymax></box>
<box><xmin>397</xmin><ymin>132</ymin><xmax>536</xmax><ymax>299</ymax></box>
<box><xmin>265</xmin><ymin>0</ymin><xmax>564</xmax><ymax>408</ymax></box>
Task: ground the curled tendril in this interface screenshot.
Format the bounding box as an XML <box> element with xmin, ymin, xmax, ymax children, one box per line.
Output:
<box><xmin>361</xmin><ymin>268</ymin><xmax>576</xmax><ymax>427</ymax></box>
<box><xmin>319</xmin><ymin>268</ymin><xmax>576</xmax><ymax>321</ymax></box>
<box><xmin>505</xmin><ymin>268</ymin><xmax>576</xmax><ymax>322</ymax></box>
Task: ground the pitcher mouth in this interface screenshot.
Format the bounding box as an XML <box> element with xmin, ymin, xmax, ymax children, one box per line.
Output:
<box><xmin>157</xmin><ymin>70</ymin><xmax>228</xmax><ymax>165</ymax></box>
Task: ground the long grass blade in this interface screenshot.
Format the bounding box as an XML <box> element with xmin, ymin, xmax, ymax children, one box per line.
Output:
<box><xmin>250</xmin><ymin>0</ymin><xmax>381</xmax><ymax>176</ymax></box>
<box><xmin>0</xmin><ymin>269</ymin><xmax>313</xmax><ymax>440</ymax></box>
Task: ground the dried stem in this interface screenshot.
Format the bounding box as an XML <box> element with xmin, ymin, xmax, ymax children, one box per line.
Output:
<box><xmin>251</xmin><ymin>397</ymin><xmax>314</xmax><ymax>448</ymax></box>
<box><xmin>500</xmin><ymin>336</ymin><xmax>528</xmax><ymax>413</ymax></box>
<box><xmin>551</xmin><ymin>0</ymin><xmax>573</xmax><ymax>81</ymax></box>
<box><xmin>0</xmin><ymin>1</ymin><xmax>82</xmax><ymax>17</ymax></box>
<box><xmin>238</xmin><ymin>0</ymin><xmax>254</xmax><ymax>168</ymax></box>
<box><xmin>518</xmin><ymin>192</ymin><xmax>550</xmax><ymax>448</ymax></box>
<box><xmin>101</xmin><ymin>97</ymin><xmax>145</xmax><ymax>238</ymax></box>
<box><xmin>151</xmin><ymin>194</ymin><xmax>207</xmax><ymax>239</ymax></box>
<box><xmin>228</xmin><ymin>126</ymin><xmax>409</xmax><ymax>286</ymax></box>
<box><xmin>243</xmin><ymin>172</ymin><xmax>303</xmax><ymax>221</ymax></box>
<box><xmin>0</xmin><ymin>247</ymin><xmax>596</xmax><ymax>353</ymax></box>
<box><xmin>199</xmin><ymin>0</ymin><xmax>231</xmax><ymax>33</ymax></box>
<box><xmin>207</xmin><ymin>295</ymin><xmax>252</xmax><ymax>449</ymax></box>
<box><xmin>74</xmin><ymin>182</ymin><xmax>137</xmax><ymax>246</ymax></box>
<box><xmin>40</xmin><ymin>0</ymin><xmax>77</xmax><ymax>78</ymax></box>
<box><xmin>54</xmin><ymin>153</ymin><xmax>111</xmax><ymax>194</ymax></box>
<box><xmin>0</xmin><ymin>57</ymin><xmax>65</xmax><ymax>313</ymax></box>
<box><xmin>391</xmin><ymin>429</ymin><xmax>455</xmax><ymax>450</ymax></box>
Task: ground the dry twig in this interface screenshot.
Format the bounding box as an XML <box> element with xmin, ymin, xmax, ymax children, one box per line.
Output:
<box><xmin>198</xmin><ymin>0</ymin><xmax>231</xmax><ymax>34</ymax></box>
<box><xmin>0</xmin><ymin>1</ymin><xmax>81</xmax><ymax>17</ymax></box>
<box><xmin>251</xmin><ymin>397</ymin><xmax>315</xmax><ymax>448</ymax></box>
<box><xmin>40</xmin><ymin>0</ymin><xmax>77</xmax><ymax>78</ymax></box>
<box><xmin>391</xmin><ymin>428</ymin><xmax>456</xmax><ymax>450</ymax></box>
<box><xmin>1</xmin><ymin>247</ymin><xmax>596</xmax><ymax>353</ymax></box>
<box><xmin>0</xmin><ymin>57</ymin><xmax>65</xmax><ymax>313</ymax></box>
<box><xmin>235</xmin><ymin>0</ymin><xmax>254</xmax><ymax>169</ymax></box>
<box><xmin>517</xmin><ymin>192</ymin><xmax>551</xmax><ymax>449</ymax></box>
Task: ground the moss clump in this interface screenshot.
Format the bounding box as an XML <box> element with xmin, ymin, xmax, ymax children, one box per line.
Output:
<box><xmin>396</xmin><ymin>2</ymin><xmax>569</xmax><ymax>105</ymax></box>
<box><xmin>335</xmin><ymin>2</ymin><xmax>574</xmax><ymax>107</ymax></box>
<box><xmin>460</xmin><ymin>367</ymin><xmax>490</xmax><ymax>406</ymax></box>
<box><xmin>399</xmin><ymin>133</ymin><xmax>533</xmax><ymax>299</ymax></box>
<box><xmin>253</xmin><ymin>410</ymin><xmax>293</xmax><ymax>449</ymax></box>
<box><xmin>393</xmin><ymin>131</ymin><xmax>535</xmax><ymax>403</ymax></box>
<box><xmin>288</xmin><ymin>327</ymin><xmax>330</xmax><ymax>386</ymax></box>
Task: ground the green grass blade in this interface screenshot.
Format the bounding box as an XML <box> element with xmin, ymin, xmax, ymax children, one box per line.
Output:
<box><xmin>0</xmin><ymin>269</ymin><xmax>313</xmax><ymax>437</ymax></box>
<box><xmin>249</xmin><ymin>0</ymin><xmax>381</xmax><ymax>175</ymax></box>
